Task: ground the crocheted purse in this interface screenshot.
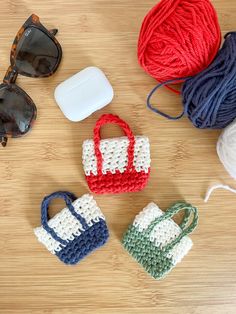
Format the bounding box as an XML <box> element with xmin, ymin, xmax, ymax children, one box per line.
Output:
<box><xmin>82</xmin><ymin>114</ymin><xmax>151</xmax><ymax>194</ymax></box>
<box><xmin>34</xmin><ymin>191</ymin><xmax>109</xmax><ymax>265</ymax></box>
<box><xmin>122</xmin><ymin>201</ymin><xmax>198</xmax><ymax>280</ymax></box>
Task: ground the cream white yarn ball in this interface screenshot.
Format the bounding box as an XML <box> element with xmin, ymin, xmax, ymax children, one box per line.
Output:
<box><xmin>217</xmin><ymin>120</ymin><xmax>236</xmax><ymax>179</ymax></box>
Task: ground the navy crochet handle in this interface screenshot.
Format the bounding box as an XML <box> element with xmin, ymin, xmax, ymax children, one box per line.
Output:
<box><xmin>41</xmin><ymin>191</ymin><xmax>88</xmax><ymax>245</ymax></box>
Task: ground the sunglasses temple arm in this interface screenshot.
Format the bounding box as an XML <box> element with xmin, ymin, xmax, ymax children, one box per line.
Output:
<box><xmin>49</xmin><ymin>28</ymin><xmax>58</xmax><ymax>36</ymax></box>
<box><xmin>0</xmin><ymin>136</ymin><xmax>8</xmax><ymax>147</ymax></box>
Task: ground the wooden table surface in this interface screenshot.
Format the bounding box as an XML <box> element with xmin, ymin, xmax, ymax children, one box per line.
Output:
<box><xmin>0</xmin><ymin>0</ymin><xmax>236</xmax><ymax>313</ymax></box>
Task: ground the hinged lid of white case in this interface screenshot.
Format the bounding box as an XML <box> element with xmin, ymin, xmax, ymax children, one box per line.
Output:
<box><xmin>54</xmin><ymin>67</ymin><xmax>114</xmax><ymax>121</ymax></box>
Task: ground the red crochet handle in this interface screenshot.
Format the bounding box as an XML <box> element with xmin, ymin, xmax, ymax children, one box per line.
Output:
<box><xmin>93</xmin><ymin>114</ymin><xmax>135</xmax><ymax>175</ymax></box>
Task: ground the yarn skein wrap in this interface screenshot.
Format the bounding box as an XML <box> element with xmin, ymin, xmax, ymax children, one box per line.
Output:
<box><xmin>217</xmin><ymin>119</ymin><xmax>236</xmax><ymax>179</ymax></box>
<box><xmin>182</xmin><ymin>32</ymin><xmax>236</xmax><ymax>129</ymax></box>
<box><xmin>148</xmin><ymin>33</ymin><xmax>236</xmax><ymax>129</ymax></box>
<box><xmin>138</xmin><ymin>0</ymin><xmax>221</xmax><ymax>92</ymax></box>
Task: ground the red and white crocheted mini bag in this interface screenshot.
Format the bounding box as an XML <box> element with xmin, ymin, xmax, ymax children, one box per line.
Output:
<box><xmin>82</xmin><ymin>114</ymin><xmax>151</xmax><ymax>194</ymax></box>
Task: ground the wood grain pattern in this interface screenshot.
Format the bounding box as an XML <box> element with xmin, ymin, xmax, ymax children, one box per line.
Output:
<box><xmin>0</xmin><ymin>0</ymin><xmax>236</xmax><ymax>313</ymax></box>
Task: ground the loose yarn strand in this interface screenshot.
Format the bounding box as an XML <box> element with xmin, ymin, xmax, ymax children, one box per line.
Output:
<box><xmin>137</xmin><ymin>0</ymin><xmax>227</xmax><ymax>127</ymax></box>
<box><xmin>150</xmin><ymin>32</ymin><xmax>236</xmax><ymax>129</ymax></box>
<box><xmin>204</xmin><ymin>184</ymin><xmax>236</xmax><ymax>202</ymax></box>
<box><xmin>147</xmin><ymin>77</ymin><xmax>190</xmax><ymax>119</ymax></box>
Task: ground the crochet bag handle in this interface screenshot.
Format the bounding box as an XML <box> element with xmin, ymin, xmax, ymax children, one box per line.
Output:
<box><xmin>41</xmin><ymin>191</ymin><xmax>88</xmax><ymax>245</ymax></box>
<box><xmin>93</xmin><ymin>114</ymin><xmax>135</xmax><ymax>175</ymax></box>
<box><xmin>145</xmin><ymin>202</ymin><xmax>198</xmax><ymax>253</ymax></box>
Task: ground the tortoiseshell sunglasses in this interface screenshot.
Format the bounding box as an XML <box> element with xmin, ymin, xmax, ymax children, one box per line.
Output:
<box><xmin>0</xmin><ymin>14</ymin><xmax>62</xmax><ymax>147</ymax></box>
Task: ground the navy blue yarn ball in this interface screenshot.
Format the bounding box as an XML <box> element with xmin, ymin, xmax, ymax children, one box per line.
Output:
<box><xmin>182</xmin><ymin>32</ymin><xmax>236</xmax><ymax>129</ymax></box>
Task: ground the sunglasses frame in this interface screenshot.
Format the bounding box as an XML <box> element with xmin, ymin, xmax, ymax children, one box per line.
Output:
<box><xmin>4</xmin><ymin>14</ymin><xmax>62</xmax><ymax>83</ymax></box>
<box><xmin>0</xmin><ymin>14</ymin><xmax>62</xmax><ymax>146</ymax></box>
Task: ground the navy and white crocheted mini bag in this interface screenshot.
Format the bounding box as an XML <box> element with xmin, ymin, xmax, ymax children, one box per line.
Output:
<box><xmin>34</xmin><ymin>191</ymin><xmax>109</xmax><ymax>265</ymax></box>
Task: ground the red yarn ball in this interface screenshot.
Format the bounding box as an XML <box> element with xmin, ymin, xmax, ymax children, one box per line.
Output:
<box><xmin>138</xmin><ymin>0</ymin><xmax>221</xmax><ymax>88</ymax></box>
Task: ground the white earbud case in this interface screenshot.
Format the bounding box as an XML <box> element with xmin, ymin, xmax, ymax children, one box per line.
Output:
<box><xmin>54</xmin><ymin>67</ymin><xmax>114</xmax><ymax>122</ymax></box>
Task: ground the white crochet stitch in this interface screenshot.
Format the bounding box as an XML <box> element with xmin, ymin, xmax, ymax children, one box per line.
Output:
<box><xmin>82</xmin><ymin>136</ymin><xmax>151</xmax><ymax>175</ymax></box>
<box><xmin>34</xmin><ymin>194</ymin><xmax>105</xmax><ymax>254</ymax></box>
<box><xmin>133</xmin><ymin>203</ymin><xmax>193</xmax><ymax>265</ymax></box>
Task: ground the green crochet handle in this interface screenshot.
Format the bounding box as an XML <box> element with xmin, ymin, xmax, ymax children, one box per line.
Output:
<box><xmin>145</xmin><ymin>202</ymin><xmax>198</xmax><ymax>253</ymax></box>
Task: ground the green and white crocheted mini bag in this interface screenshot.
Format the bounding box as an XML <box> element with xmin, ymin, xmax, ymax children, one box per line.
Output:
<box><xmin>122</xmin><ymin>201</ymin><xmax>198</xmax><ymax>280</ymax></box>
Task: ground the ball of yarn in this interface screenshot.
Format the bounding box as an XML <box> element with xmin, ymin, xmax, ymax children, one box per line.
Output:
<box><xmin>138</xmin><ymin>0</ymin><xmax>221</xmax><ymax>84</ymax></box>
<box><xmin>217</xmin><ymin>119</ymin><xmax>236</xmax><ymax>179</ymax></box>
<box><xmin>182</xmin><ymin>32</ymin><xmax>236</xmax><ymax>129</ymax></box>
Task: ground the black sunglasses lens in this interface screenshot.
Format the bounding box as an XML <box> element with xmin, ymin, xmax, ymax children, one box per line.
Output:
<box><xmin>0</xmin><ymin>84</ymin><xmax>36</xmax><ymax>137</ymax></box>
<box><xmin>15</xmin><ymin>26</ymin><xmax>60</xmax><ymax>76</ymax></box>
